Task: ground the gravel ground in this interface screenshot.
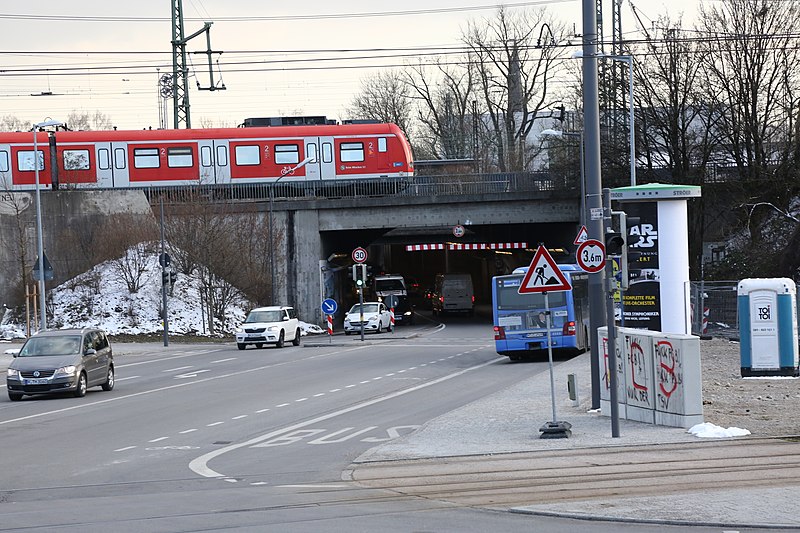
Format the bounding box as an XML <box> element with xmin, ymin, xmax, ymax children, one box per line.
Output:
<box><xmin>701</xmin><ymin>337</ymin><xmax>800</xmax><ymax>437</ymax></box>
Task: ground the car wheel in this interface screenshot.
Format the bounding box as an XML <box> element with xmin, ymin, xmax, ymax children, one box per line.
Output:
<box><xmin>376</xmin><ymin>321</ymin><xmax>383</xmax><ymax>334</ymax></box>
<box><xmin>8</xmin><ymin>393</ymin><xmax>22</xmax><ymax>401</ymax></box>
<box><xmin>237</xmin><ymin>343</ymin><xmax>246</xmax><ymax>350</ymax></box>
<box><xmin>345</xmin><ymin>331</ymin><xmax>351</xmax><ymax>336</ymax></box>
<box><xmin>292</xmin><ymin>328</ymin><xmax>301</xmax><ymax>346</ymax></box>
<box><xmin>276</xmin><ymin>331</ymin><xmax>285</xmax><ymax>348</ymax></box>
<box><xmin>73</xmin><ymin>372</ymin><xmax>88</xmax><ymax>398</ymax></box>
<box><xmin>101</xmin><ymin>366</ymin><xmax>115</xmax><ymax>391</ymax></box>
<box><xmin>255</xmin><ymin>343</ymin><xmax>264</xmax><ymax>349</ymax></box>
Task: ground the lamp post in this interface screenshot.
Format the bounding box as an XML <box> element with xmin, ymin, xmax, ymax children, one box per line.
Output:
<box><xmin>605</xmin><ymin>54</ymin><xmax>636</xmax><ymax>187</ymax></box>
<box><xmin>32</xmin><ymin>119</ymin><xmax>63</xmax><ymax>332</ymax></box>
<box><xmin>572</xmin><ymin>51</ymin><xmax>637</xmax><ymax>187</ymax></box>
<box><xmin>541</xmin><ymin>128</ymin><xmax>585</xmax><ymax>227</ymax></box>
<box><xmin>268</xmin><ymin>157</ymin><xmax>314</xmax><ymax>300</ymax></box>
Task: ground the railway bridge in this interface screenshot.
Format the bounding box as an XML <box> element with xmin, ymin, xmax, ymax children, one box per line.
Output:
<box><xmin>0</xmin><ymin>172</ymin><xmax>581</xmax><ymax>326</ymax></box>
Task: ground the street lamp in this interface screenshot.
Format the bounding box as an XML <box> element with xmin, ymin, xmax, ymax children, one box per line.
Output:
<box><xmin>606</xmin><ymin>54</ymin><xmax>636</xmax><ymax>187</ymax></box>
<box><xmin>541</xmin><ymin>128</ymin><xmax>585</xmax><ymax>227</ymax></box>
<box><xmin>268</xmin><ymin>156</ymin><xmax>314</xmax><ymax>300</ymax></box>
<box><xmin>573</xmin><ymin>51</ymin><xmax>637</xmax><ymax>187</ymax></box>
<box><xmin>32</xmin><ymin>118</ymin><xmax>63</xmax><ymax>332</ymax></box>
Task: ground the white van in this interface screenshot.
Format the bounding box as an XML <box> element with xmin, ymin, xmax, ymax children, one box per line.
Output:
<box><xmin>432</xmin><ymin>273</ymin><xmax>474</xmax><ymax>316</ymax></box>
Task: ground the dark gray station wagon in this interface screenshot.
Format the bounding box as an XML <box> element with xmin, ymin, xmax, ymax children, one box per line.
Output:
<box><xmin>6</xmin><ymin>328</ymin><xmax>114</xmax><ymax>401</ymax></box>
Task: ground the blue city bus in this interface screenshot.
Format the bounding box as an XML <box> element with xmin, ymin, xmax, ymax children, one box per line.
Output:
<box><xmin>492</xmin><ymin>264</ymin><xmax>590</xmax><ymax>361</ymax></box>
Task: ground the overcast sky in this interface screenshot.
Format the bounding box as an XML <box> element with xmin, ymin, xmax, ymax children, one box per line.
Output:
<box><xmin>0</xmin><ymin>0</ymin><xmax>702</xmax><ymax>130</ymax></box>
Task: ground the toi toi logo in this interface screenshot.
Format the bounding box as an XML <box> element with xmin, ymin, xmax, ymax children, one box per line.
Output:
<box><xmin>757</xmin><ymin>306</ymin><xmax>771</xmax><ymax>320</ymax></box>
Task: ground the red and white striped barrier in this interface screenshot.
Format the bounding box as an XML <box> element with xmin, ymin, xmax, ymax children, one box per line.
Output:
<box><xmin>390</xmin><ymin>308</ymin><xmax>395</xmax><ymax>332</ymax></box>
<box><xmin>702</xmin><ymin>307</ymin><xmax>709</xmax><ymax>334</ymax></box>
<box><xmin>405</xmin><ymin>244</ymin><xmax>445</xmax><ymax>251</ymax></box>
<box><xmin>406</xmin><ymin>242</ymin><xmax>529</xmax><ymax>251</ymax></box>
<box><xmin>327</xmin><ymin>314</ymin><xmax>333</xmax><ymax>336</ymax></box>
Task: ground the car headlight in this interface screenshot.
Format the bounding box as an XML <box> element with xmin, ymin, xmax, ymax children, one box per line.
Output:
<box><xmin>6</xmin><ymin>368</ymin><xmax>19</xmax><ymax>378</ymax></box>
<box><xmin>235</xmin><ymin>327</ymin><xmax>243</xmax><ymax>333</ymax></box>
<box><xmin>367</xmin><ymin>314</ymin><xmax>378</xmax><ymax>321</ymax></box>
<box><xmin>267</xmin><ymin>326</ymin><xmax>279</xmax><ymax>332</ymax></box>
<box><xmin>344</xmin><ymin>319</ymin><xmax>351</xmax><ymax>325</ymax></box>
<box><xmin>54</xmin><ymin>365</ymin><xmax>77</xmax><ymax>378</ymax></box>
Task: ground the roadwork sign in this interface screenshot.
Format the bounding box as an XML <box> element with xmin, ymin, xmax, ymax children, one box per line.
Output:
<box><xmin>518</xmin><ymin>246</ymin><xmax>572</xmax><ymax>294</ymax></box>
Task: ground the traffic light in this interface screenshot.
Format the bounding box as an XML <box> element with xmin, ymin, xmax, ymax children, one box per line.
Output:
<box><xmin>162</xmin><ymin>270</ymin><xmax>171</xmax><ymax>286</ymax></box>
<box><xmin>351</xmin><ymin>264</ymin><xmax>367</xmax><ymax>288</ymax></box>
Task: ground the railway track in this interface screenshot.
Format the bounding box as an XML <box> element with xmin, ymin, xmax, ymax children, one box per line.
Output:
<box><xmin>347</xmin><ymin>437</ymin><xmax>800</xmax><ymax>508</ymax></box>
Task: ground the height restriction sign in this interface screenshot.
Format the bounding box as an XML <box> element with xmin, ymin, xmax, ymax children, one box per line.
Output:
<box><xmin>576</xmin><ymin>239</ymin><xmax>605</xmax><ymax>273</ymax></box>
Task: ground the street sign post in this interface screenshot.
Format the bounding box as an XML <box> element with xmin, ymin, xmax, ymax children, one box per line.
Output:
<box><xmin>452</xmin><ymin>224</ymin><xmax>465</xmax><ymax>238</ymax></box>
<box><xmin>518</xmin><ymin>245</ymin><xmax>572</xmax><ymax>439</ymax></box>
<box><xmin>321</xmin><ymin>298</ymin><xmax>338</xmax><ymax>315</ymax></box>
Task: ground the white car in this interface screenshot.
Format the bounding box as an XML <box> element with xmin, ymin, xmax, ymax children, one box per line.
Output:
<box><xmin>235</xmin><ymin>306</ymin><xmax>301</xmax><ymax>350</ymax></box>
<box><xmin>344</xmin><ymin>302</ymin><xmax>393</xmax><ymax>335</ymax></box>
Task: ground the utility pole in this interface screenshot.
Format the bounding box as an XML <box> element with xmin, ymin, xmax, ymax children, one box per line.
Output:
<box><xmin>584</xmin><ymin>0</ymin><xmax>607</xmax><ymax>410</ymax></box>
<box><xmin>170</xmin><ymin>0</ymin><xmax>225</xmax><ymax>129</ymax></box>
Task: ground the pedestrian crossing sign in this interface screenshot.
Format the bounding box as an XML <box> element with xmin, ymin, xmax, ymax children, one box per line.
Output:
<box><xmin>518</xmin><ymin>245</ymin><xmax>572</xmax><ymax>294</ymax></box>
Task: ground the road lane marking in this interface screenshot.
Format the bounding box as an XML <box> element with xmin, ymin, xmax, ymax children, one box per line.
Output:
<box><xmin>180</xmin><ymin>429</ymin><xmax>198</xmax><ymax>434</ymax></box>
<box><xmin>276</xmin><ymin>403</ymin><xmax>290</xmax><ymax>407</ymax></box>
<box><xmin>116</xmin><ymin>376</ymin><xmax>140</xmax><ymax>381</ymax></box>
<box><xmin>207</xmin><ymin>422</ymin><xmax>224</xmax><ymax>427</ymax></box>
<box><xmin>256</xmin><ymin>408</ymin><xmax>270</xmax><ymax>413</ymax></box>
<box><xmin>175</xmin><ymin>369</ymin><xmax>212</xmax><ymax>379</ymax></box>
<box><xmin>163</xmin><ymin>366</ymin><xmax>193</xmax><ymax>372</ymax></box>
<box><xmin>149</xmin><ymin>437</ymin><xmax>168</xmax><ymax>443</ymax></box>
<box><xmin>232</xmin><ymin>415</ymin><xmax>247</xmax><ymax>420</ymax></box>
<box><xmin>189</xmin><ymin>356</ymin><xmax>505</xmax><ymax>478</ymax></box>
<box><xmin>115</xmin><ymin>446</ymin><xmax>137</xmax><ymax>452</ymax></box>
<box><xmin>211</xmin><ymin>358</ymin><xmax>237</xmax><ymax>363</ymax></box>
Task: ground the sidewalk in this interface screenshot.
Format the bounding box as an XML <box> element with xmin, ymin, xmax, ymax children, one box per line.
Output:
<box><xmin>350</xmin><ymin>349</ymin><xmax>800</xmax><ymax>529</ymax></box>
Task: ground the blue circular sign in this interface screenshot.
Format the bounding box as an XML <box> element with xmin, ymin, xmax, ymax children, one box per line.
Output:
<box><xmin>321</xmin><ymin>298</ymin><xmax>338</xmax><ymax>315</ymax></box>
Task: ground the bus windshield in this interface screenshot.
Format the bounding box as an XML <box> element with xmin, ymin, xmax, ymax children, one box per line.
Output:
<box><xmin>495</xmin><ymin>277</ymin><xmax>567</xmax><ymax>310</ymax></box>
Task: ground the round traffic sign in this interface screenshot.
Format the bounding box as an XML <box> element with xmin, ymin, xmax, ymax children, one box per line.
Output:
<box><xmin>452</xmin><ymin>224</ymin><xmax>465</xmax><ymax>238</ymax></box>
<box><xmin>352</xmin><ymin>247</ymin><xmax>368</xmax><ymax>264</ymax></box>
<box><xmin>576</xmin><ymin>239</ymin><xmax>606</xmax><ymax>273</ymax></box>
<box><xmin>321</xmin><ymin>298</ymin><xmax>338</xmax><ymax>315</ymax></box>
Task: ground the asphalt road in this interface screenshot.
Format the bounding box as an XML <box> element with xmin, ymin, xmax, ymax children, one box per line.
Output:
<box><xmin>0</xmin><ymin>312</ymin><xmax>731</xmax><ymax>532</ymax></box>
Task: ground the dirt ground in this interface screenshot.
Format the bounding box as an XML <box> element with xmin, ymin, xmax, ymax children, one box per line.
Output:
<box><xmin>701</xmin><ymin>337</ymin><xmax>800</xmax><ymax>437</ymax></box>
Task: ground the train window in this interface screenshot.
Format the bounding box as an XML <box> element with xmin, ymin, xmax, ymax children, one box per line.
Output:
<box><xmin>322</xmin><ymin>143</ymin><xmax>333</xmax><ymax>163</ymax></box>
<box><xmin>217</xmin><ymin>146</ymin><xmax>228</xmax><ymax>166</ymax></box>
<box><xmin>340</xmin><ymin>142</ymin><xmax>364</xmax><ymax>162</ymax></box>
<box><xmin>305</xmin><ymin>143</ymin><xmax>318</xmax><ymax>163</ymax></box>
<box><xmin>167</xmin><ymin>147</ymin><xmax>193</xmax><ymax>168</ymax></box>
<box><xmin>378</xmin><ymin>138</ymin><xmax>387</xmax><ymax>152</ymax></box>
<box><xmin>98</xmin><ymin>149</ymin><xmax>110</xmax><ymax>170</ymax></box>
<box><xmin>0</xmin><ymin>150</ymin><xmax>8</xmax><ymax>172</ymax></box>
<box><xmin>134</xmin><ymin>148</ymin><xmax>160</xmax><ymax>169</ymax></box>
<box><xmin>114</xmin><ymin>148</ymin><xmax>126</xmax><ymax>170</ymax></box>
<box><xmin>201</xmin><ymin>146</ymin><xmax>213</xmax><ymax>167</ymax></box>
<box><xmin>63</xmin><ymin>150</ymin><xmax>90</xmax><ymax>171</ymax></box>
<box><xmin>17</xmin><ymin>151</ymin><xmax>43</xmax><ymax>171</ymax></box>
<box><xmin>235</xmin><ymin>145</ymin><xmax>260</xmax><ymax>166</ymax></box>
<box><xmin>275</xmin><ymin>144</ymin><xmax>299</xmax><ymax>165</ymax></box>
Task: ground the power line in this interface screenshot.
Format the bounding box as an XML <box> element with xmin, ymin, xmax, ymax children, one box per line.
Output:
<box><xmin>0</xmin><ymin>1</ymin><xmax>575</xmax><ymax>23</ymax></box>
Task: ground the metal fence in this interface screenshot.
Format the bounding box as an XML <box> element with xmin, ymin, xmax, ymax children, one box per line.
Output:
<box><xmin>690</xmin><ymin>281</ymin><xmax>740</xmax><ymax>338</ymax></box>
<box><xmin>134</xmin><ymin>171</ymin><xmax>577</xmax><ymax>204</ymax></box>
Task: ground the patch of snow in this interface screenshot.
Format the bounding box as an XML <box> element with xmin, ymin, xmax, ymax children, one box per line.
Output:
<box><xmin>688</xmin><ymin>422</ymin><xmax>751</xmax><ymax>438</ymax></box>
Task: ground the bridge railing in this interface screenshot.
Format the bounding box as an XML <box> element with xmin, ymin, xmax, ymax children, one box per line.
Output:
<box><xmin>137</xmin><ymin>171</ymin><xmax>577</xmax><ymax>203</ymax></box>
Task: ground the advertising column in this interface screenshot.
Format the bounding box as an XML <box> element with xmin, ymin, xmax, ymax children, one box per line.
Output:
<box><xmin>611</xmin><ymin>184</ymin><xmax>701</xmax><ymax>334</ymax></box>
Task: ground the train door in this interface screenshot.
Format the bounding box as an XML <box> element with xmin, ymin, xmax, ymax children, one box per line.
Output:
<box><xmin>307</xmin><ymin>136</ymin><xmax>336</xmax><ymax>180</ymax></box>
<box><xmin>0</xmin><ymin>144</ymin><xmax>10</xmax><ymax>189</ymax></box>
<box><xmin>197</xmin><ymin>140</ymin><xmax>230</xmax><ymax>184</ymax></box>
<box><xmin>95</xmin><ymin>142</ymin><xmax>129</xmax><ymax>188</ymax></box>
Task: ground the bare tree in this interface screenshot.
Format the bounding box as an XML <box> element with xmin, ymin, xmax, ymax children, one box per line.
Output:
<box><xmin>463</xmin><ymin>8</ymin><xmax>566</xmax><ymax>171</ymax></box>
<box><xmin>65</xmin><ymin>110</ymin><xmax>113</xmax><ymax>131</ymax></box>
<box><xmin>347</xmin><ymin>70</ymin><xmax>415</xmax><ymax>137</ymax></box>
<box><xmin>697</xmin><ymin>0</ymin><xmax>800</xmax><ymax>276</ymax></box>
<box><xmin>0</xmin><ymin>115</ymin><xmax>29</xmax><ymax>132</ymax></box>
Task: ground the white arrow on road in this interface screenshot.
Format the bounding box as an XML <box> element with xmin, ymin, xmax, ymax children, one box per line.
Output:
<box><xmin>175</xmin><ymin>369</ymin><xmax>212</xmax><ymax>379</ymax></box>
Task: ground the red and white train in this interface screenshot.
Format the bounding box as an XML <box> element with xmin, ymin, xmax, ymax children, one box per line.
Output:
<box><xmin>0</xmin><ymin>122</ymin><xmax>414</xmax><ymax>190</ymax></box>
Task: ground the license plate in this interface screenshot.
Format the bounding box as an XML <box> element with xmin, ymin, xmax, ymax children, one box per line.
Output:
<box><xmin>526</xmin><ymin>332</ymin><xmax>545</xmax><ymax>338</ymax></box>
<box><xmin>24</xmin><ymin>379</ymin><xmax>48</xmax><ymax>385</ymax></box>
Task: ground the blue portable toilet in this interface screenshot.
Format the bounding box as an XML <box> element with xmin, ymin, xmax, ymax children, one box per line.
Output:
<box><xmin>737</xmin><ymin>278</ymin><xmax>799</xmax><ymax>377</ymax></box>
